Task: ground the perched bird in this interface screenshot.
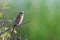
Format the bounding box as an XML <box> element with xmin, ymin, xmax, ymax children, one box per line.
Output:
<box><xmin>11</xmin><ymin>11</ymin><xmax>24</xmax><ymax>33</ymax></box>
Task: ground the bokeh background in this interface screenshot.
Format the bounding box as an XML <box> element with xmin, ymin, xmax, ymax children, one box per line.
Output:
<box><xmin>0</xmin><ymin>0</ymin><xmax>60</xmax><ymax>40</ymax></box>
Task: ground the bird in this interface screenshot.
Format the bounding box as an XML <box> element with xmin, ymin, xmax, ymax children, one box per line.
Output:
<box><xmin>11</xmin><ymin>11</ymin><xmax>24</xmax><ymax>33</ymax></box>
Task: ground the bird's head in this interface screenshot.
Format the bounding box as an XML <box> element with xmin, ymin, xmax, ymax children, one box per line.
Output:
<box><xmin>19</xmin><ymin>11</ymin><xmax>24</xmax><ymax>15</ymax></box>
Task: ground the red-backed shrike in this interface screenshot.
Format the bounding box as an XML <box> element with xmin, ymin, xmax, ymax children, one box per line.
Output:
<box><xmin>11</xmin><ymin>11</ymin><xmax>24</xmax><ymax>33</ymax></box>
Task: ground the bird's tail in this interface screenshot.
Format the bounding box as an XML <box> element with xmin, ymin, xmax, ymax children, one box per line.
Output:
<box><xmin>11</xmin><ymin>24</ymin><xmax>16</xmax><ymax>33</ymax></box>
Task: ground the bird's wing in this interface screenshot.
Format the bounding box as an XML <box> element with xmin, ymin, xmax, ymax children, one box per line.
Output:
<box><xmin>15</xmin><ymin>15</ymin><xmax>22</xmax><ymax>24</ymax></box>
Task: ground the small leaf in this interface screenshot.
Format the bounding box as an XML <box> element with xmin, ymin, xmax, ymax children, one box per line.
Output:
<box><xmin>0</xmin><ymin>12</ymin><xmax>3</xmax><ymax>18</ymax></box>
<box><xmin>7</xmin><ymin>33</ymin><xmax>11</xmax><ymax>38</ymax></box>
<box><xmin>4</xmin><ymin>2</ymin><xmax>8</xmax><ymax>5</ymax></box>
<box><xmin>3</xmin><ymin>6</ymin><xmax>9</xmax><ymax>9</ymax></box>
<box><xmin>14</xmin><ymin>29</ymin><xmax>17</xmax><ymax>34</ymax></box>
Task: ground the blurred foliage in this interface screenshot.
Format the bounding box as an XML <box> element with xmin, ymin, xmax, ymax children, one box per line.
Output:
<box><xmin>0</xmin><ymin>1</ymin><xmax>11</xmax><ymax>39</ymax></box>
<box><xmin>1</xmin><ymin>32</ymin><xmax>11</xmax><ymax>38</ymax></box>
<box><xmin>3</xmin><ymin>2</ymin><xmax>9</xmax><ymax>10</ymax></box>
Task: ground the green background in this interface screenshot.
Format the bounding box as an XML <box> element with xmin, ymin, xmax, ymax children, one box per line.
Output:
<box><xmin>4</xmin><ymin>0</ymin><xmax>60</xmax><ymax>40</ymax></box>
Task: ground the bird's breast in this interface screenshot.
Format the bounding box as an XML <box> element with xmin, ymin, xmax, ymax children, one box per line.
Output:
<box><xmin>17</xmin><ymin>15</ymin><xmax>24</xmax><ymax>25</ymax></box>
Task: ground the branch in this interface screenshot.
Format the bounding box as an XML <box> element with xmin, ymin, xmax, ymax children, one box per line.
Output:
<box><xmin>0</xmin><ymin>20</ymin><xmax>32</xmax><ymax>34</ymax></box>
<box><xmin>0</xmin><ymin>20</ymin><xmax>13</xmax><ymax>23</ymax></box>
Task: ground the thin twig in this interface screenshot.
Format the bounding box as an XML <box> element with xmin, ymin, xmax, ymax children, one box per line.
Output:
<box><xmin>0</xmin><ymin>28</ymin><xmax>10</xmax><ymax>35</ymax></box>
